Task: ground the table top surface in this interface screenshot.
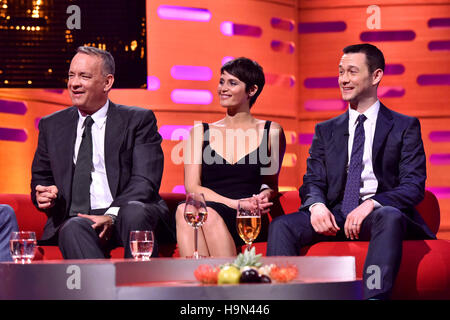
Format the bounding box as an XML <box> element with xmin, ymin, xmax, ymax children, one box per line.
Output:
<box><xmin>0</xmin><ymin>256</ymin><xmax>363</xmax><ymax>300</ymax></box>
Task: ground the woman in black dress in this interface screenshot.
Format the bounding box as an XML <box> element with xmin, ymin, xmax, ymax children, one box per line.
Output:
<box><xmin>176</xmin><ymin>57</ymin><xmax>286</xmax><ymax>257</ymax></box>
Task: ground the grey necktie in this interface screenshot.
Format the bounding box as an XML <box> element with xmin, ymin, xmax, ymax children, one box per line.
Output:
<box><xmin>70</xmin><ymin>116</ymin><xmax>94</xmax><ymax>216</ymax></box>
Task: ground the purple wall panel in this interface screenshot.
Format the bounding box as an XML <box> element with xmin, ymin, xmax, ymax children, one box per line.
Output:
<box><xmin>360</xmin><ymin>30</ymin><xmax>416</xmax><ymax>41</ymax></box>
<box><xmin>417</xmin><ymin>74</ymin><xmax>450</xmax><ymax>86</ymax></box>
<box><xmin>171</xmin><ymin>65</ymin><xmax>212</xmax><ymax>81</ymax></box>
<box><xmin>429</xmin><ymin>131</ymin><xmax>450</xmax><ymax>142</ymax></box>
<box><xmin>0</xmin><ymin>100</ymin><xmax>27</xmax><ymax>115</ymax></box>
<box><xmin>304</xmin><ymin>99</ymin><xmax>346</xmax><ymax>111</ymax></box>
<box><xmin>159</xmin><ymin>125</ymin><xmax>193</xmax><ymax>141</ymax></box>
<box><xmin>0</xmin><ymin>128</ymin><xmax>27</xmax><ymax>142</ymax></box>
<box><xmin>427</xmin><ymin>187</ymin><xmax>450</xmax><ymax>199</ymax></box>
<box><xmin>304</xmin><ymin>77</ymin><xmax>338</xmax><ymax>89</ymax></box>
<box><xmin>271</xmin><ymin>17</ymin><xmax>294</xmax><ymax>31</ymax></box>
<box><xmin>428</xmin><ymin>41</ymin><xmax>450</xmax><ymax>51</ymax></box>
<box><xmin>157</xmin><ymin>5</ymin><xmax>211</xmax><ymax>22</ymax></box>
<box><xmin>428</xmin><ymin>18</ymin><xmax>450</xmax><ymax>28</ymax></box>
<box><xmin>430</xmin><ymin>154</ymin><xmax>450</xmax><ymax>165</ymax></box>
<box><xmin>298</xmin><ymin>133</ymin><xmax>314</xmax><ymax>145</ymax></box>
<box><xmin>298</xmin><ymin>21</ymin><xmax>346</xmax><ymax>33</ymax></box>
<box><xmin>171</xmin><ymin>89</ymin><xmax>213</xmax><ymax>105</ymax></box>
<box><xmin>384</xmin><ymin>64</ymin><xmax>405</xmax><ymax>75</ymax></box>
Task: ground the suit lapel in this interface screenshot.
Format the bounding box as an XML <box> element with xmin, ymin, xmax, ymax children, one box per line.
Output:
<box><xmin>330</xmin><ymin>111</ymin><xmax>350</xmax><ymax>189</ymax></box>
<box><xmin>55</xmin><ymin>107</ymin><xmax>78</xmax><ymax>204</ymax></box>
<box><xmin>104</xmin><ymin>102</ymin><xmax>125</xmax><ymax>198</ymax></box>
<box><xmin>373</xmin><ymin>103</ymin><xmax>394</xmax><ymax>163</ymax></box>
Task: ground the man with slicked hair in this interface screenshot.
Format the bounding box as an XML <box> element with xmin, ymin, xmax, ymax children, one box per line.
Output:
<box><xmin>267</xmin><ymin>44</ymin><xmax>435</xmax><ymax>299</ymax></box>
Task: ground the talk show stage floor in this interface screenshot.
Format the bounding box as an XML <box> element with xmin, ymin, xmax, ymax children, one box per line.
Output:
<box><xmin>0</xmin><ymin>256</ymin><xmax>362</xmax><ymax>300</ymax></box>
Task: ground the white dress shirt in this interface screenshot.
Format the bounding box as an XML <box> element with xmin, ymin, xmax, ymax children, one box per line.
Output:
<box><xmin>310</xmin><ymin>100</ymin><xmax>381</xmax><ymax>212</ymax></box>
<box><xmin>348</xmin><ymin>100</ymin><xmax>380</xmax><ymax>203</ymax></box>
<box><xmin>74</xmin><ymin>100</ymin><xmax>119</xmax><ymax>217</ymax></box>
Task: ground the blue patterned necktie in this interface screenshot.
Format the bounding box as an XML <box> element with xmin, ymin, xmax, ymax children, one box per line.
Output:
<box><xmin>70</xmin><ymin>116</ymin><xmax>94</xmax><ymax>216</ymax></box>
<box><xmin>342</xmin><ymin>114</ymin><xmax>367</xmax><ymax>216</ymax></box>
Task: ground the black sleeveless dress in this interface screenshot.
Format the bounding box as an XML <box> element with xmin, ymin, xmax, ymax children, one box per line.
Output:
<box><xmin>201</xmin><ymin>121</ymin><xmax>273</xmax><ymax>246</ymax></box>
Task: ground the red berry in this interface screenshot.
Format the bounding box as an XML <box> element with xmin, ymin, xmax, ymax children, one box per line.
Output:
<box><xmin>194</xmin><ymin>264</ymin><xmax>219</xmax><ymax>284</ymax></box>
<box><xmin>270</xmin><ymin>264</ymin><xmax>298</xmax><ymax>283</ymax></box>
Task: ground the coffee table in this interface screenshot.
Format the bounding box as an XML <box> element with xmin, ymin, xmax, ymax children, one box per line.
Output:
<box><xmin>0</xmin><ymin>256</ymin><xmax>362</xmax><ymax>300</ymax></box>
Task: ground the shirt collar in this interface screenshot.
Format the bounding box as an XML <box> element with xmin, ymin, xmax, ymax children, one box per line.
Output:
<box><xmin>348</xmin><ymin>100</ymin><xmax>380</xmax><ymax>126</ymax></box>
<box><xmin>77</xmin><ymin>100</ymin><xmax>109</xmax><ymax>129</ymax></box>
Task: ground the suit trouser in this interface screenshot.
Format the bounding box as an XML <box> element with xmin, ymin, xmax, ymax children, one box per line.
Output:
<box><xmin>0</xmin><ymin>205</ymin><xmax>19</xmax><ymax>262</ymax></box>
<box><xmin>266</xmin><ymin>206</ymin><xmax>421</xmax><ymax>299</ymax></box>
<box><xmin>58</xmin><ymin>200</ymin><xmax>166</xmax><ymax>259</ymax></box>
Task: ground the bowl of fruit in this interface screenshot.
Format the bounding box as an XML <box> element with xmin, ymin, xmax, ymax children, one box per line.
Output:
<box><xmin>194</xmin><ymin>247</ymin><xmax>298</xmax><ymax>285</ymax></box>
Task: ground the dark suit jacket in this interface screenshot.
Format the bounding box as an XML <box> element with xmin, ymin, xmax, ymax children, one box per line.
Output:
<box><xmin>299</xmin><ymin>103</ymin><xmax>436</xmax><ymax>239</ymax></box>
<box><xmin>30</xmin><ymin>101</ymin><xmax>172</xmax><ymax>241</ymax></box>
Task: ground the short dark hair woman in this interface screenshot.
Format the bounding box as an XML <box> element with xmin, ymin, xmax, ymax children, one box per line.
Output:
<box><xmin>175</xmin><ymin>57</ymin><xmax>286</xmax><ymax>257</ymax></box>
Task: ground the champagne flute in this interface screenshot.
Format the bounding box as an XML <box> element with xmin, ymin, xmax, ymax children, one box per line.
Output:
<box><xmin>10</xmin><ymin>231</ymin><xmax>36</xmax><ymax>264</ymax></box>
<box><xmin>129</xmin><ymin>230</ymin><xmax>154</xmax><ymax>261</ymax></box>
<box><xmin>183</xmin><ymin>192</ymin><xmax>208</xmax><ymax>259</ymax></box>
<box><xmin>236</xmin><ymin>196</ymin><xmax>261</xmax><ymax>252</ymax></box>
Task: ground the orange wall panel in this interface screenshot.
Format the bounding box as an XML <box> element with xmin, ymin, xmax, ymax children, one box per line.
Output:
<box><xmin>0</xmin><ymin>0</ymin><xmax>449</xmax><ymax>239</ymax></box>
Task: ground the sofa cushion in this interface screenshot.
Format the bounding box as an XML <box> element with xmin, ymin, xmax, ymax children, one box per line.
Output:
<box><xmin>0</xmin><ymin>193</ymin><xmax>47</xmax><ymax>240</ymax></box>
<box><xmin>416</xmin><ymin>190</ymin><xmax>440</xmax><ymax>235</ymax></box>
<box><xmin>302</xmin><ymin>239</ymin><xmax>450</xmax><ymax>300</ymax></box>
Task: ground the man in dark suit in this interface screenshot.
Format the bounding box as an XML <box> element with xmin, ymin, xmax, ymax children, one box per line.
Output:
<box><xmin>267</xmin><ymin>44</ymin><xmax>436</xmax><ymax>299</ymax></box>
<box><xmin>31</xmin><ymin>46</ymin><xmax>174</xmax><ymax>259</ymax></box>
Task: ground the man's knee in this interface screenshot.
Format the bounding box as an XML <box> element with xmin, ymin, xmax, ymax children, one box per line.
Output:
<box><xmin>119</xmin><ymin>201</ymin><xmax>150</xmax><ymax>223</ymax></box>
<box><xmin>118</xmin><ymin>200</ymin><xmax>164</xmax><ymax>230</ymax></box>
<box><xmin>371</xmin><ymin>206</ymin><xmax>406</xmax><ymax>230</ymax></box>
<box><xmin>373</xmin><ymin>206</ymin><xmax>403</xmax><ymax>221</ymax></box>
<box><xmin>59</xmin><ymin>217</ymin><xmax>93</xmax><ymax>239</ymax></box>
<box><xmin>269</xmin><ymin>214</ymin><xmax>294</xmax><ymax>234</ymax></box>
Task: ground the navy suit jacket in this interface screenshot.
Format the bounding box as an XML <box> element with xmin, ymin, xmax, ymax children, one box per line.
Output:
<box><xmin>299</xmin><ymin>103</ymin><xmax>435</xmax><ymax>239</ymax></box>
<box><xmin>30</xmin><ymin>102</ymin><xmax>172</xmax><ymax>241</ymax></box>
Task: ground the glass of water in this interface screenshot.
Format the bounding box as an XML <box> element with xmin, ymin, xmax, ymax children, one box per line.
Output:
<box><xmin>10</xmin><ymin>231</ymin><xmax>36</xmax><ymax>264</ymax></box>
<box><xmin>129</xmin><ymin>230</ymin><xmax>154</xmax><ymax>261</ymax></box>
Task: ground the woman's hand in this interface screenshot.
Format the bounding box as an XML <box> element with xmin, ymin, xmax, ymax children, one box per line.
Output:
<box><xmin>255</xmin><ymin>192</ymin><xmax>273</xmax><ymax>215</ymax></box>
<box><xmin>237</xmin><ymin>192</ymin><xmax>273</xmax><ymax>215</ymax></box>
